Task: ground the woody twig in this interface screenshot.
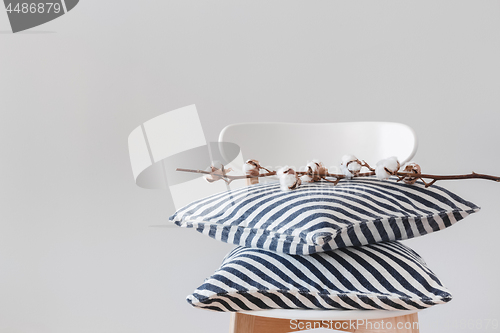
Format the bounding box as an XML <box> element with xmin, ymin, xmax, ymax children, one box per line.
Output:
<box><xmin>395</xmin><ymin>171</ymin><xmax>500</xmax><ymax>187</ymax></box>
<box><xmin>176</xmin><ymin>155</ymin><xmax>500</xmax><ymax>191</ymax></box>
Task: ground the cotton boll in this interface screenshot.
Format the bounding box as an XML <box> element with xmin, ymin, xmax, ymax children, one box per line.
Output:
<box><xmin>242</xmin><ymin>162</ymin><xmax>257</xmax><ymax>173</ymax></box>
<box><xmin>402</xmin><ymin>161</ymin><xmax>421</xmax><ymax>184</ymax></box>
<box><xmin>403</xmin><ymin>161</ymin><xmax>420</xmax><ymax>172</ymax></box>
<box><xmin>384</xmin><ymin>157</ymin><xmax>400</xmax><ymax>172</ymax></box>
<box><xmin>304</xmin><ymin>160</ymin><xmax>327</xmax><ymax>182</ymax></box>
<box><xmin>341</xmin><ymin>155</ymin><xmax>357</xmax><ymax>165</ymax></box>
<box><xmin>305</xmin><ymin>161</ymin><xmax>320</xmax><ymax>182</ymax></box>
<box><xmin>341</xmin><ymin>154</ymin><xmax>362</xmax><ymax>178</ymax></box>
<box><xmin>203</xmin><ymin>162</ymin><xmax>233</xmax><ymax>184</ymax></box>
<box><xmin>375</xmin><ymin>157</ymin><xmax>400</xmax><ymax>180</ymax></box>
<box><xmin>204</xmin><ymin>166</ymin><xmax>219</xmax><ymax>183</ymax></box>
<box><xmin>375</xmin><ymin>164</ymin><xmax>391</xmax><ymax>180</ymax></box>
<box><xmin>280</xmin><ymin>174</ymin><xmax>297</xmax><ymax>191</ymax></box>
<box><xmin>243</xmin><ymin>160</ymin><xmax>261</xmax><ymax>185</ymax></box>
<box><xmin>277</xmin><ymin>166</ymin><xmax>300</xmax><ymax>191</ymax></box>
<box><xmin>306</xmin><ymin>161</ymin><xmax>320</xmax><ymax>174</ymax></box>
<box><xmin>316</xmin><ymin>161</ymin><xmax>328</xmax><ymax>176</ymax></box>
<box><xmin>276</xmin><ymin>166</ymin><xmax>289</xmax><ymax>178</ymax></box>
<box><xmin>308</xmin><ymin>160</ymin><xmax>325</xmax><ymax>172</ymax></box>
<box><xmin>342</xmin><ymin>155</ymin><xmax>362</xmax><ymax>172</ymax></box>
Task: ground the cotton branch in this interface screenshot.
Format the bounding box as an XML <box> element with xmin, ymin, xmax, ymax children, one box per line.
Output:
<box><xmin>176</xmin><ymin>167</ymin><xmax>374</xmax><ymax>184</ymax></box>
<box><xmin>176</xmin><ymin>167</ymin><xmax>500</xmax><ymax>188</ymax></box>
<box><xmin>395</xmin><ymin>171</ymin><xmax>500</xmax><ymax>187</ymax></box>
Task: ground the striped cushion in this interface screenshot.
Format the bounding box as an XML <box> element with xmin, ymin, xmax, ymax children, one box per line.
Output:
<box><xmin>188</xmin><ymin>242</ymin><xmax>452</xmax><ymax>312</ymax></box>
<box><xmin>170</xmin><ymin>178</ymin><xmax>479</xmax><ymax>255</ymax></box>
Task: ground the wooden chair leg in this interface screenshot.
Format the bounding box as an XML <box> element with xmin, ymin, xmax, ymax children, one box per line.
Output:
<box><xmin>229</xmin><ymin>313</ymin><xmax>255</xmax><ymax>333</ymax></box>
<box><xmin>229</xmin><ymin>312</ymin><xmax>419</xmax><ymax>333</ymax></box>
<box><xmin>229</xmin><ymin>313</ymin><xmax>354</xmax><ymax>333</ymax></box>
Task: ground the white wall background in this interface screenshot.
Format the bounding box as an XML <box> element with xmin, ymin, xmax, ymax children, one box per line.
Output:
<box><xmin>1</xmin><ymin>1</ymin><xmax>499</xmax><ymax>332</ymax></box>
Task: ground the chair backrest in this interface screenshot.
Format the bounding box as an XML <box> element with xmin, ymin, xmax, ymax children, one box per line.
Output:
<box><xmin>219</xmin><ymin>122</ymin><xmax>417</xmax><ymax>172</ymax></box>
<box><xmin>129</xmin><ymin>112</ymin><xmax>417</xmax><ymax>209</ymax></box>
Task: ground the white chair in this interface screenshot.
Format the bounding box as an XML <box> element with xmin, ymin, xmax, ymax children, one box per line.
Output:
<box><xmin>129</xmin><ymin>110</ymin><xmax>421</xmax><ymax>333</ymax></box>
<box><xmin>219</xmin><ymin>122</ymin><xmax>420</xmax><ymax>333</ymax></box>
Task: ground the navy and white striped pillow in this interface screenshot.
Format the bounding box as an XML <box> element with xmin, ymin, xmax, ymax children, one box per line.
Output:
<box><xmin>188</xmin><ymin>241</ymin><xmax>452</xmax><ymax>312</ymax></box>
<box><xmin>170</xmin><ymin>178</ymin><xmax>479</xmax><ymax>255</ymax></box>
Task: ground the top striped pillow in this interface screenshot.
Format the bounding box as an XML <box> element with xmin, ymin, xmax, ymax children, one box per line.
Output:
<box><xmin>170</xmin><ymin>178</ymin><xmax>479</xmax><ymax>255</ymax></box>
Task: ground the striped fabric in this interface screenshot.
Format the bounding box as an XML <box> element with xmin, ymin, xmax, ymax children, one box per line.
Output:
<box><xmin>188</xmin><ymin>241</ymin><xmax>452</xmax><ymax>312</ymax></box>
<box><xmin>170</xmin><ymin>178</ymin><xmax>479</xmax><ymax>255</ymax></box>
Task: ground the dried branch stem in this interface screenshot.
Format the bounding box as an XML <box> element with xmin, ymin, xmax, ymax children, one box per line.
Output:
<box><xmin>177</xmin><ymin>167</ymin><xmax>500</xmax><ymax>187</ymax></box>
<box><xmin>176</xmin><ymin>168</ymin><xmax>373</xmax><ymax>181</ymax></box>
<box><xmin>395</xmin><ymin>171</ymin><xmax>500</xmax><ymax>187</ymax></box>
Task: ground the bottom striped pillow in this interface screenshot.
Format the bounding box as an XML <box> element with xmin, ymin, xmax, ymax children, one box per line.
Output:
<box><xmin>188</xmin><ymin>242</ymin><xmax>452</xmax><ymax>312</ymax></box>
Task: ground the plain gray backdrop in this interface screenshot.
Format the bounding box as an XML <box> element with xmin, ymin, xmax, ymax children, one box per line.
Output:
<box><xmin>1</xmin><ymin>1</ymin><xmax>499</xmax><ymax>332</ymax></box>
